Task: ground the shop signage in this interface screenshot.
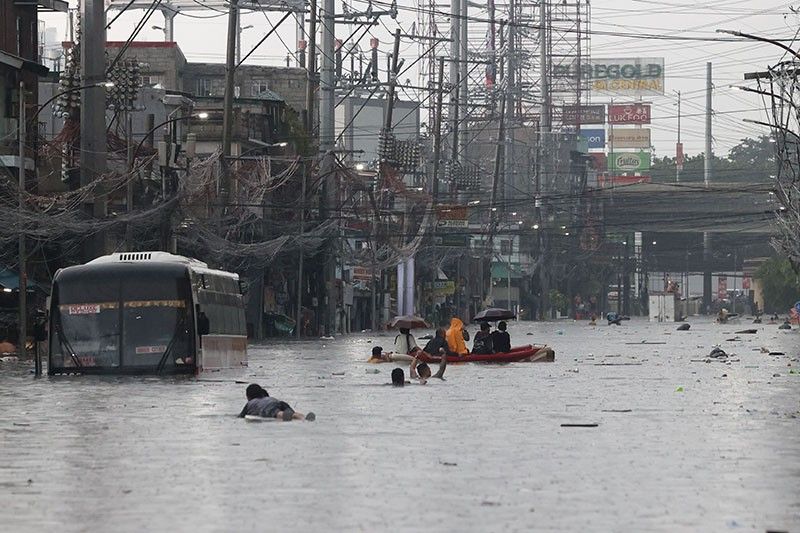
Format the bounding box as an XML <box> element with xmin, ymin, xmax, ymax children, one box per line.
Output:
<box><xmin>597</xmin><ymin>175</ymin><xmax>651</xmax><ymax>188</ymax></box>
<box><xmin>608</xmin><ymin>104</ymin><xmax>651</xmax><ymax>124</ymax></box>
<box><xmin>609</xmin><ymin>128</ymin><xmax>651</xmax><ymax>149</ymax></box>
<box><xmin>717</xmin><ymin>276</ymin><xmax>728</xmax><ymax>300</ymax></box>
<box><xmin>608</xmin><ymin>151</ymin><xmax>651</xmax><ymax>172</ymax></box>
<box><xmin>580</xmin><ymin>128</ymin><xmax>605</xmax><ymax>149</ymax></box>
<box><xmin>425</xmin><ymin>280</ymin><xmax>455</xmax><ymax>297</ymax></box>
<box><xmin>588</xmin><ymin>153</ymin><xmax>607</xmax><ymax>171</ymax></box>
<box><xmin>587</xmin><ymin>58</ymin><xmax>665</xmax><ymax>96</ymax></box>
<box><xmin>562</xmin><ymin>104</ymin><xmax>605</xmax><ymax>125</ymax></box>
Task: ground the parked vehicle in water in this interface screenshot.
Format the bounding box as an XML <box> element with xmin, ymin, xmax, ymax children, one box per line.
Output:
<box><xmin>48</xmin><ymin>252</ymin><xmax>247</xmax><ymax>375</ymax></box>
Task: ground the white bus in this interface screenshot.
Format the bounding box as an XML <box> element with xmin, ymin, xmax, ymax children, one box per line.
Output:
<box><xmin>48</xmin><ymin>252</ymin><xmax>247</xmax><ymax>375</ymax></box>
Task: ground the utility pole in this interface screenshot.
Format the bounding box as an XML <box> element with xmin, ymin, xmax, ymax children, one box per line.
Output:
<box><xmin>221</xmin><ymin>0</ymin><xmax>238</xmax><ymax>206</ymax></box>
<box><xmin>234</xmin><ymin>9</ymin><xmax>242</xmax><ymax>65</ymax></box>
<box><xmin>703</xmin><ymin>62</ymin><xmax>713</xmax><ymax>313</ymax></box>
<box><xmin>320</xmin><ymin>0</ymin><xmax>337</xmax><ymax>335</ymax></box>
<box><xmin>537</xmin><ymin>0</ymin><xmax>550</xmax><ymax>320</ymax></box>
<box><xmin>458</xmin><ymin>0</ymin><xmax>468</xmax><ymax>162</ymax></box>
<box><xmin>676</xmin><ymin>89</ymin><xmax>682</xmax><ymax>182</ymax></box>
<box><xmin>503</xmin><ymin>0</ymin><xmax>516</xmax><ymax>202</ymax></box>
<box><xmin>430</xmin><ymin>56</ymin><xmax>445</xmax><ymax>313</ymax></box>
<box><xmin>296</xmin><ymin>165</ymin><xmax>307</xmax><ymax>338</ymax></box>
<box><xmin>80</xmin><ymin>0</ymin><xmax>107</xmax><ymax>260</ymax></box>
<box><xmin>18</xmin><ymin>82</ymin><xmax>27</xmax><ymax>362</ymax></box>
<box><xmin>449</xmin><ymin>0</ymin><xmax>460</xmax><ymax>165</ymax></box>
<box><xmin>304</xmin><ymin>0</ymin><xmax>317</xmax><ymax>132</ymax></box>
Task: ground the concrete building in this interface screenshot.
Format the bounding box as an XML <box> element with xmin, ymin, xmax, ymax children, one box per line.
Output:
<box><xmin>0</xmin><ymin>0</ymin><xmax>66</xmax><ymax>183</ymax></box>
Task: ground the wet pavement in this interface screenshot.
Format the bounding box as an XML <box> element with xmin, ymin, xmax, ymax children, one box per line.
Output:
<box><xmin>1</xmin><ymin>318</ymin><xmax>799</xmax><ymax>532</ymax></box>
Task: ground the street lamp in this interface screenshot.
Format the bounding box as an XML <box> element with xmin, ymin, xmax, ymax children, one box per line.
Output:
<box><xmin>236</xmin><ymin>24</ymin><xmax>255</xmax><ymax>65</ymax></box>
<box><xmin>152</xmin><ymin>25</ymin><xmax>168</xmax><ymax>40</ymax></box>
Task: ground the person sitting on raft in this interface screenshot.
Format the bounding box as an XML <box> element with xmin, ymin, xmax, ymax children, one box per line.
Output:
<box><xmin>445</xmin><ymin>317</ymin><xmax>469</xmax><ymax>355</ymax></box>
<box><xmin>410</xmin><ymin>353</ymin><xmax>447</xmax><ymax>384</ymax></box>
<box><xmin>238</xmin><ymin>384</ymin><xmax>315</xmax><ymax>421</ymax></box>
<box><xmin>422</xmin><ymin>328</ymin><xmax>458</xmax><ymax>356</ymax></box>
<box><xmin>491</xmin><ymin>321</ymin><xmax>511</xmax><ymax>353</ymax></box>
<box><xmin>472</xmin><ymin>322</ymin><xmax>494</xmax><ymax>354</ymax></box>
<box><xmin>394</xmin><ymin>327</ymin><xmax>420</xmax><ymax>355</ymax></box>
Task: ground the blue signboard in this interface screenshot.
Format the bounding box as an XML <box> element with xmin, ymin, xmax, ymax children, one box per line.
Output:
<box><xmin>581</xmin><ymin>128</ymin><xmax>606</xmax><ymax>149</ymax></box>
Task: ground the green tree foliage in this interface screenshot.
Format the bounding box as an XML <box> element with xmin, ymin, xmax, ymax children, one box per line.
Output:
<box><xmin>755</xmin><ymin>256</ymin><xmax>800</xmax><ymax>313</ymax></box>
<box><xmin>652</xmin><ymin>135</ymin><xmax>776</xmax><ymax>183</ymax></box>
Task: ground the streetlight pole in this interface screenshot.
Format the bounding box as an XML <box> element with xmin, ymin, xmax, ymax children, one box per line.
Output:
<box><xmin>18</xmin><ymin>81</ymin><xmax>27</xmax><ymax>363</ymax></box>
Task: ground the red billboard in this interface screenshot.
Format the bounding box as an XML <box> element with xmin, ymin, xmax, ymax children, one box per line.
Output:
<box><xmin>608</xmin><ymin>104</ymin><xmax>651</xmax><ymax>124</ymax></box>
<box><xmin>597</xmin><ymin>175</ymin><xmax>651</xmax><ymax>188</ymax></box>
<box><xmin>588</xmin><ymin>153</ymin><xmax>607</xmax><ymax>171</ymax></box>
<box><xmin>717</xmin><ymin>276</ymin><xmax>728</xmax><ymax>300</ymax></box>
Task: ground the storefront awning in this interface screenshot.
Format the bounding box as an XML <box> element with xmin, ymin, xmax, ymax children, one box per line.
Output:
<box><xmin>0</xmin><ymin>50</ymin><xmax>49</xmax><ymax>76</ymax></box>
<box><xmin>491</xmin><ymin>263</ymin><xmax>523</xmax><ymax>280</ymax></box>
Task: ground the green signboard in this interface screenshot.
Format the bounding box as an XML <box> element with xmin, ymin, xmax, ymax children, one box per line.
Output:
<box><xmin>608</xmin><ymin>151</ymin><xmax>651</xmax><ymax>172</ymax></box>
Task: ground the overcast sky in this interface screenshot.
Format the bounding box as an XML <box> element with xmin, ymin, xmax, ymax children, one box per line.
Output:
<box><xmin>40</xmin><ymin>1</ymin><xmax>798</xmax><ymax>160</ymax></box>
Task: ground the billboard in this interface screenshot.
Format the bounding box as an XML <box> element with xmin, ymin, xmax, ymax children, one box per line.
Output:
<box><xmin>588</xmin><ymin>58</ymin><xmax>664</xmax><ymax>96</ymax></box>
<box><xmin>580</xmin><ymin>128</ymin><xmax>606</xmax><ymax>149</ymax></box>
<box><xmin>717</xmin><ymin>276</ymin><xmax>728</xmax><ymax>300</ymax></box>
<box><xmin>562</xmin><ymin>104</ymin><xmax>605</xmax><ymax>125</ymax></box>
<box><xmin>609</xmin><ymin>128</ymin><xmax>651</xmax><ymax>149</ymax></box>
<box><xmin>598</xmin><ymin>175</ymin><xmax>651</xmax><ymax>188</ymax></box>
<box><xmin>588</xmin><ymin>153</ymin><xmax>607</xmax><ymax>171</ymax></box>
<box><xmin>608</xmin><ymin>151</ymin><xmax>651</xmax><ymax>172</ymax></box>
<box><xmin>608</xmin><ymin>104</ymin><xmax>651</xmax><ymax>124</ymax></box>
<box><xmin>437</xmin><ymin>205</ymin><xmax>468</xmax><ymax>228</ymax></box>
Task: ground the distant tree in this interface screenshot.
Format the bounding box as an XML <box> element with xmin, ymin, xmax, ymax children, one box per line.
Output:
<box><xmin>652</xmin><ymin>135</ymin><xmax>776</xmax><ymax>183</ymax></box>
<box><xmin>755</xmin><ymin>256</ymin><xmax>800</xmax><ymax>313</ymax></box>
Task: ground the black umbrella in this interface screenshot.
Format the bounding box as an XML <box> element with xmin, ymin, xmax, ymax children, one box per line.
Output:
<box><xmin>473</xmin><ymin>308</ymin><xmax>516</xmax><ymax>322</ymax></box>
<box><xmin>388</xmin><ymin>315</ymin><xmax>430</xmax><ymax>329</ymax></box>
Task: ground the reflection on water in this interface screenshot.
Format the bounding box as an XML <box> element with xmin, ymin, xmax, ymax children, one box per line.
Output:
<box><xmin>1</xmin><ymin>319</ymin><xmax>798</xmax><ymax>532</ymax></box>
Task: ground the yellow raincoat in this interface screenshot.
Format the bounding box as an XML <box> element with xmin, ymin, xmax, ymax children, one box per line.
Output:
<box><xmin>445</xmin><ymin>317</ymin><xmax>468</xmax><ymax>355</ymax></box>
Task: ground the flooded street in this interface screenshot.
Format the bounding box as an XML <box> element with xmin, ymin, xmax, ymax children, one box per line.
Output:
<box><xmin>1</xmin><ymin>318</ymin><xmax>799</xmax><ymax>532</ymax></box>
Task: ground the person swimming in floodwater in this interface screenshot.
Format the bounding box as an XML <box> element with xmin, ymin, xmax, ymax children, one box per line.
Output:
<box><xmin>238</xmin><ymin>384</ymin><xmax>315</xmax><ymax>421</ymax></box>
<box><xmin>391</xmin><ymin>367</ymin><xmax>407</xmax><ymax>387</ymax></box>
<box><xmin>410</xmin><ymin>353</ymin><xmax>447</xmax><ymax>384</ymax></box>
<box><xmin>368</xmin><ymin>345</ymin><xmax>415</xmax><ymax>363</ymax></box>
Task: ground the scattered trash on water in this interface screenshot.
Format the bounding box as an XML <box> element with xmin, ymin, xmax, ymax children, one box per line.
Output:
<box><xmin>735</xmin><ymin>329</ymin><xmax>758</xmax><ymax>334</ymax></box>
<box><xmin>560</xmin><ymin>423</ymin><xmax>599</xmax><ymax>427</ymax></box>
<box><xmin>366</xmin><ymin>368</ymin><xmax>380</xmax><ymax>374</ymax></box>
<box><xmin>556</xmin><ymin>330</ymin><xmax>564</xmax><ymax>335</ymax></box>
<box><xmin>331</xmin><ymin>372</ymin><xmax>345</xmax><ymax>376</ymax></box>
<box><xmin>320</xmin><ymin>336</ymin><xmax>335</xmax><ymax>341</ymax></box>
<box><xmin>600</xmin><ymin>409</ymin><xmax>632</xmax><ymax>413</ymax></box>
<box><xmin>675</xmin><ymin>386</ymin><xmax>684</xmax><ymax>392</ymax></box>
<box><xmin>677</xmin><ymin>323</ymin><xmax>691</xmax><ymax>331</ymax></box>
<box><xmin>709</xmin><ymin>347</ymin><xmax>728</xmax><ymax>359</ymax></box>
<box><xmin>439</xmin><ymin>461</ymin><xmax>457</xmax><ymax>467</ymax></box>
<box><xmin>770</xmin><ymin>352</ymin><xmax>786</xmax><ymax>356</ymax></box>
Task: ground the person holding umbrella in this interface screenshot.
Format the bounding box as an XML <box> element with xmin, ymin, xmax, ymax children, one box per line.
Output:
<box><xmin>394</xmin><ymin>327</ymin><xmax>420</xmax><ymax>355</ymax></box>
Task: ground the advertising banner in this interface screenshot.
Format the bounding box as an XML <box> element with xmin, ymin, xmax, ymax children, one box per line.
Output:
<box><xmin>717</xmin><ymin>276</ymin><xmax>728</xmax><ymax>300</ymax></box>
<box><xmin>580</xmin><ymin>128</ymin><xmax>606</xmax><ymax>149</ymax></box>
<box><xmin>562</xmin><ymin>104</ymin><xmax>605</xmax><ymax>125</ymax></box>
<box><xmin>597</xmin><ymin>175</ymin><xmax>651</xmax><ymax>188</ymax></box>
<box><xmin>608</xmin><ymin>151</ymin><xmax>651</xmax><ymax>172</ymax></box>
<box><xmin>609</xmin><ymin>128</ymin><xmax>651</xmax><ymax>149</ymax></box>
<box><xmin>608</xmin><ymin>104</ymin><xmax>651</xmax><ymax>124</ymax></box>
<box><xmin>437</xmin><ymin>205</ymin><xmax>468</xmax><ymax>228</ymax></box>
<box><xmin>588</xmin><ymin>58</ymin><xmax>665</xmax><ymax>96</ymax></box>
<box><xmin>588</xmin><ymin>153</ymin><xmax>607</xmax><ymax>171</ymax></box>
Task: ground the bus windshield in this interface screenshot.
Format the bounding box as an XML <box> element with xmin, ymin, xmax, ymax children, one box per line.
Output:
<box><xmin>50</xmin><ymin>271</ymin><xmax>194</xmax><ymax>372</ymax></box>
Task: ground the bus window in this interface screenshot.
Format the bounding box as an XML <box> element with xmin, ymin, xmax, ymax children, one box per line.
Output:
<box><xmin>122</xmin><ymin>300</ymin><xmax>191</xmax><ymax>368</ymax></box>
<box><xmin>53</xmin><ymin>302</ymin><xmax>121</xmax><ymax>368</ymax></box>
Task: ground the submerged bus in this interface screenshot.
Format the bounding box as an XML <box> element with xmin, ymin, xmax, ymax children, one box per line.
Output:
<box><xmin>48</xmin><ymin>252</ymin><xmax>247</xmax><ymax>375</ymax></box>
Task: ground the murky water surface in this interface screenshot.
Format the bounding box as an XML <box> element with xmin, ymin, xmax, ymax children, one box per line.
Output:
<box><xmin>1</xmin><ymin>318</ymin><xmax>799</xmax><ymax>532</ymax></box>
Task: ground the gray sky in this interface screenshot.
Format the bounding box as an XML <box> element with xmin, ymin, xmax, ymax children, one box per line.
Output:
<box><xmin>40</xmin><ymin>0</ymin><xmax>798</xmax><ymax>160</ymax></box>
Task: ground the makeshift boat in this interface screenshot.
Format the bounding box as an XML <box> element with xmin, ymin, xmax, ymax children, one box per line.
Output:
<box><xmin>416</xmin><ymin>344</ymin><xmax>554</xmax><ymax>364</ymax></box>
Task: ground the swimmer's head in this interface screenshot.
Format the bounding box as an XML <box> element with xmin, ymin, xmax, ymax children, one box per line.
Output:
<box><xmin>417</xmin><ymin>363</ymin><xmax>431</xmax><ymax>380</ymax></box>
<box><xmin>246</xmin><ymin>383</ymin><xmax>269</xmax><ymax>400</ymax></box>
<box><xmin>372</xmin><ymin>346</ymin><xmax>383</xmax><ymax>357</ymax></box>
<box><xmin>391</xmin><ymin>368</ymin><xmax>405</xmax><ymax>387</ymax></box>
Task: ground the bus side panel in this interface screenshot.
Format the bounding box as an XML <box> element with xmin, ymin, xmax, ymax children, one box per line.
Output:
<box><xmin>198</xmin><ymin>334</ymin><xmax>248</xmax><ymax>372</ymax></box>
